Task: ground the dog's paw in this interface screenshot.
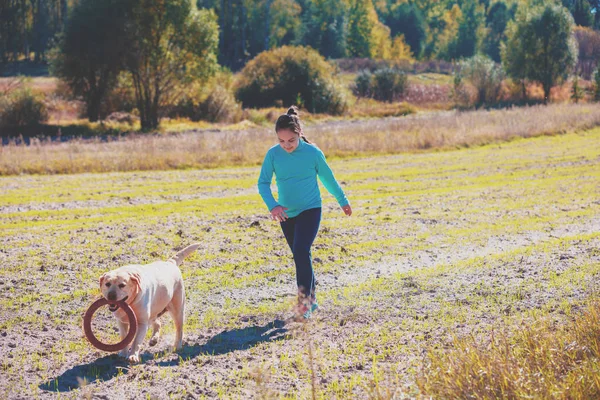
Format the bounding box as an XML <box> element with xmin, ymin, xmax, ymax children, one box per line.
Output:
<box><xmin>127</xmin><ymin>354</ymin><xmax>141</xmax><ymax>364</ymax></box>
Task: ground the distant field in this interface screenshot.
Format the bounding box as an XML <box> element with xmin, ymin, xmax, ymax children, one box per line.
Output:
<box><xmin>4</xmin><ymin>103</ymin><xmax>600</xmax><ymax>176</ymax></box>
<box><xmin>0</xmin><ymin>129</ymin><xmax>599</xmax><ymax>398</ymax></box>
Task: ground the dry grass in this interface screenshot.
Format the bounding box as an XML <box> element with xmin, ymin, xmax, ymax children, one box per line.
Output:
<box><xmin>346</xmin><ymin>99</ymin><xmax>416</xmax><ymax>118</ymax></box>
<box><xmin>2</xmin><ymin>102</ymin><xmax>600</xmax><ymax>175</ymax></box>
<box><xmin>417</xmin><ymin>298</ymin><xmax>600</xmax><ymax>399</ymax></box>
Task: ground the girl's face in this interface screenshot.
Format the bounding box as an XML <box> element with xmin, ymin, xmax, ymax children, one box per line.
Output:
<box><xmin>277</xmin><ymin>129</ymin><xmax>299</xmax><ymax>153</ymax></box>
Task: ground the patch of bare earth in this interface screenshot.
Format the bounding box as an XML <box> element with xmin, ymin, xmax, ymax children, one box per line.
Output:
<box><xmin>0</xmin><ymin>131</ymin><xmax>599</xmax><ymax>398</ymax></box>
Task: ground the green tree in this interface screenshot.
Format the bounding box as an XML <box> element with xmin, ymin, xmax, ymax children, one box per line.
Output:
<box><xmin>483</xmin><ymin>1</ymin><xmax>513</xmax><ymax>62</ymax></box>
<box><xmin>385</xmin><ymin>2</ymin><xmax>426</xmax><ymax>58</ymax></box>
<box><xmin>268</xmin><ymin>0</ymin><xmax>302</xmax><ymax>48</ymax></box>
<box><xmin>198</xmin><ymin>0</ymin><xmax>301</xmax><ymax>70</ymax></box>
<box><xmin>502</xmin><ymin>4</ymin><xmax>577</xmax><ymax>103</ymax></box>
<box><xmin>347</xmin><ymin>0</ymin><xmax>374</xmax><ymax>57</ymax></box>
<box><xmin>0</xmin><ymin>0</ymin><xmax>68</xmax><ymax>64</ymax></box>
<box><xmin>450</xmin><ymin>0</ymin><xmax>485</xmax><ymax>59</ymax></box>
<box><xmin>502</xmin><ymin>13</ymin><xmax>527</xmax><ymax>99</ymax></box>
<box><xmin>126</xmin><ymin>0</ymin><xmax>219</xmax><ymax>130</ymax></box>
<box><xmin>50</xmin><ymin>0</ymin><xmax>131</xmax><ymax>121</ymax></box>
<box><xmin>297</xmin><ymin>0</ymin><xmax>349</xmax><ymax>58</ymax></box>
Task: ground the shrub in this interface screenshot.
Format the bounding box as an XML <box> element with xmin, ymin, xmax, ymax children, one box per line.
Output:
<box><xmin>199</xmin><ymin>86</ymin><xmax>241</xmax><ymax>123</ymax></box>
<box><xmin>450</xmin><ymin>69</ymin><xmax>474</xmax><ymax>109</ymax></box>
<box><xmin>459</xmin><ymin>55</ymin><xmax>504</xmax><ymax>107</ymax></box>
<box><xmin>594</xmin><ymin>68</ymin><xmax>600</xmax><ymax>101</ymax></box>
<box><xmin>0</xmin><ymin>88</ymin><xmax>49</xmax><ymax>127</ymax></box>
<box><xmin>571</xmin><ymin>76</ymin><xmax>584</xmax><ymax>103</ymax></box>
<box><xmin>353</xmin><ymin>70</ymin><xmax>373</xmax><ymax>98</ymax></box>
<box><xmin>171</xmin><ymin>69</ymin><xmax>242</xmax><ymax>123</ymax></box>
<box><xmin>371</xmin><ymin>67</ymin><xmax>408</xmax><ymax>102</ymax></box>
<box><xmin>235</xmin><ymin>46</ymin><xmax>348</xmax><ymax>115</ymax></box>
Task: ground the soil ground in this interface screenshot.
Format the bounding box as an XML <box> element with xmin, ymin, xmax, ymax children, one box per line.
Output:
<box><xmin>0</xmin><ymin>129</ymin><xmax>599</xmax><ymax>399</ymax></box>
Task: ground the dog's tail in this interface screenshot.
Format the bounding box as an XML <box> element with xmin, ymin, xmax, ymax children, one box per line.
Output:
<box><xmin>169</xmin><ymin>243</ymin><xmax>201</xmax><ymax>266</ymax></box>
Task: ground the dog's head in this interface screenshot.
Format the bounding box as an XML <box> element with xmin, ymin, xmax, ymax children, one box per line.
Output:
<box><xmin>99</xmin><ymin>269</ymin><xmax>141</xmax><ymax>311</ymax></box>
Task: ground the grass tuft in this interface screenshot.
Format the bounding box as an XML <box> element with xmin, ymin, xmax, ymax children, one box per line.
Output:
<box><xmin>417</xmin><ymin>299</ymin><xmax>600</xmax><ymax>399</ymax></box>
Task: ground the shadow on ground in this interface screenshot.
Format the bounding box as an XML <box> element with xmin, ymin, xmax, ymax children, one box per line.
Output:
<box><xmin>38</xmin><ymin>354</ymin><xmax>129</xmax><ymax>392</ymax></box>
<box><xmin>157</xmin><ymin>319</ymin><xmax>289</xmax><ymax>367</ymax></box>
<box><xmin>39</xmin><ymin>319</ymin><xmax>288</xmax><ymax>392</ymax></box>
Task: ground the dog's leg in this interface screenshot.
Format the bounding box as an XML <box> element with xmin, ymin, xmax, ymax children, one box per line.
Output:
<box><xmin>127</xmin><ymin>322</ymin><xmax>148</xmax><ymax>364</ymax></box>
<box><xmin>149</xmin><ymin>318</ymin><xmax>161</xmax><ymax>347</ymax></box>
<box><xmin>117</xmin><ymin>320</ymin><xmax>130</xmax><ymax>358</ymax></box>
<box><xmin>167</xmin><ymin>287</ymin><xmax>185</xmax><ymax>351</ymax></box>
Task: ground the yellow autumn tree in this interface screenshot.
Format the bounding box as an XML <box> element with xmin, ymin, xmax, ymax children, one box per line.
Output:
<box><xmin>389</xmin><ymin>34</ymin><xmax>414</xmax><ymax>61</ymax></box>
<box><xmin>370</xmin><ymin>21</ymin><xmax>392</xmax><ymax>59</ymax></box>
<box><xmin>436</xmin><ymin>4</ymin><xmax>463</xmax><ymax>60</ymax></box>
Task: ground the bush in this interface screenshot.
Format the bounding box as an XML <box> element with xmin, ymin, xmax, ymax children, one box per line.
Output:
<box><xmin>171</xmin><ymin>69</ymin><xmax>242</xmax><ymax>123</ymax></box>
<box><xmin>459</xmin><ymin>55</ymin><xmax>504</xmax><ymax>107</ymax></box>
<box><xmin>353</xmin><ymin>70</ymin><xmax>373</xmax><ymax>98</ymax></box>
<box><xmin>594</xmin><ymin>69</ymin><xmax>600</xmax><ymax>101</ymax></box>
<box><xmin>0</xmin><ymin>88</ymin><xmax>49</xmax><ymax>127</ymax></box>
<box><xmin>199</xmin><ymin>86</ymin><xmax>241</xmax><ymax>123</ymax></box>
<box><xmin>371</xmin><ymin>68</ymin><xmax>408</xmax><ymax>102</ymax></box>
<box><xmin>450</xmin><ymin>70</ymin><xmax>475</xmax><ymax>109</ymax></box>
<box><xmin>352</xmin><ymin>67</ymin><xmax>409</xmax><ymax>102</ymax></box>
<box><xmin>235</xmin><ymin>46</ymin><xmax>348</xmax><ymax>115</ymax></box>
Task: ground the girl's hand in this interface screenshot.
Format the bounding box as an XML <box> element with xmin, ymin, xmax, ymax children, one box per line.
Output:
<box><xmin>270</xmin><ymin>206</ymin><xmax>289</xmax><ymax>222</ymax></box>
<box><xmin>342</xmin><ymin>205</ymin><xmax>352</xmax><ymax>216</ymax></box>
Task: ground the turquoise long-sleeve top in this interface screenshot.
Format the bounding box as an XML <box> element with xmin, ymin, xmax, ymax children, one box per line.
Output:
<box><xmin>257</xmin><ymin>139</ymin><xmax>349</xmax><ymax>218</ymax></box>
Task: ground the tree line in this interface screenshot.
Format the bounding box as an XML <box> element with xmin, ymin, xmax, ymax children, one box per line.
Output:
<box><xmin>0</xmin><ymin>0</ymin><xmax>68</xmax><ymax>64</ymax></box>
<box><xmin>2</xmin><ymin>0</ymin><xmax>600</xmax><ymax>69</ymax></box>
<box><xmin>2</xmin><ymin>0</ymin><xmax>600</xmax><ymax>132</ymax></box>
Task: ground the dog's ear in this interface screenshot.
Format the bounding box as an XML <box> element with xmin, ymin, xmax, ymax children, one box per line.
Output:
<box><xmin>128</xmin><ymin>272</ymin><xmax>141</xmax><ymax>298</ymax></box>
<box><xmin>99</xmin><ymin>273</ymin><xmax>107</xmax><ymax>289</ymax></box>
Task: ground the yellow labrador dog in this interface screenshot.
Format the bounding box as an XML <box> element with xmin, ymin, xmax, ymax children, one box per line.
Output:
<box><xmin>99</xmin><ymin>243</ymin><xmax>200</xmax><ymax>363</ymax></box>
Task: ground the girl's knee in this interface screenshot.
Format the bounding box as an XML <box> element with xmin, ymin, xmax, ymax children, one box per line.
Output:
<box><xmin>292</xmin><ymin>247</ymin><xmax>311</xmax><ymax>259</ymax></box>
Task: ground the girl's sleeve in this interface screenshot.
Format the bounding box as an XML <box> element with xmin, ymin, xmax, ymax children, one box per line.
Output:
<box><xmin>316</xmin><ymin>149</ymin><xmax>349</xmax><ymax>207</ymax></box>
<box><xmin>257</xmin><ymin>151</ymin><xmax>279</xmax><ymax>211</ymax></box>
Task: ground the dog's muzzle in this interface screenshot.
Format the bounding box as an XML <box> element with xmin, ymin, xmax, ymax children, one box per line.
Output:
<box><xmin>108</xmin><ymin>296</ymin><xmax>128</xmax><ymax>312</ymax></box>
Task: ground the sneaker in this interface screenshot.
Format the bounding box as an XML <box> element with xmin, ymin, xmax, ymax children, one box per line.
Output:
<box><xmin>303</xmin><ymin>300</ymin><xmax>319</xmax><ymax>319</ymax></box>
<box><xmin>293</xmin><ymin>303</ymin><xmax>309</xmax><ymax>321</ymax></box>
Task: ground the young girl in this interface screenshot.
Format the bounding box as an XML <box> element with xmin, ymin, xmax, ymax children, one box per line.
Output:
<box><xmin>257</xmin><ymin>106</ymin><xmax>352</xmax><ymax>319</ymax></box>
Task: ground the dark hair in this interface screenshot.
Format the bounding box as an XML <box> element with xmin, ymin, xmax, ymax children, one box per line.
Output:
<box><xmin>275</xmin><ymin>106</ymin><xmax>311</xmax><ymax>143</ymax></box>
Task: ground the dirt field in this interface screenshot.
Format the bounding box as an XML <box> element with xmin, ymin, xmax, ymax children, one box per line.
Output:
<box><xmin>0</xmin><ymin>129</ymin><xmax>599</xmax><ymax>398</ymax></box>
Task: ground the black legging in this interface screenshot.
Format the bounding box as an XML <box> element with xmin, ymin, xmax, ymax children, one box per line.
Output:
<box><xmin>280</xmin><ymin>207</ymin><xmax>322</xmax><ymax>299</ymax></box>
